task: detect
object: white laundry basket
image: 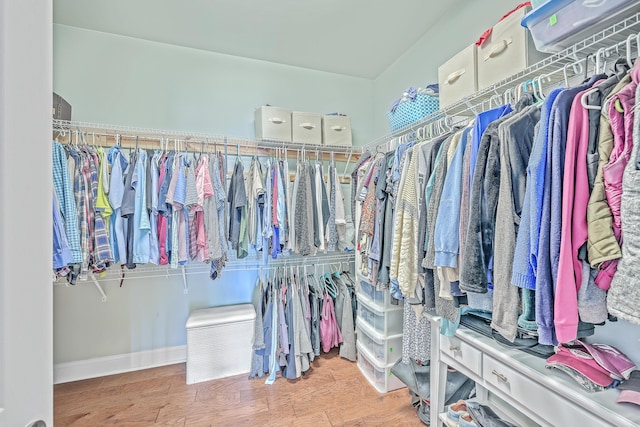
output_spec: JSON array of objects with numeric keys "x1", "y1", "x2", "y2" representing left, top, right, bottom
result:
[{"x1": 185, "y1": 304, "x2": 256, "y2": 384}]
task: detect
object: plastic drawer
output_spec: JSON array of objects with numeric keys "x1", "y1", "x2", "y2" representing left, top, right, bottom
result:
[
  {"x1": 522, "y1": 0, "x2": 640, "y2": 53},
  {"x1": 356, "y1": 321, "x2": 402, "y2": 365},
  {"x1": 357, "y1": 342, "x2": 406, "y2": 393},
  {"x1": 356, "y1": 297, "x2": 403, "y2": 336},
  {"x1": 356, "y1": 275, "x2": 402, "y2": 310}
]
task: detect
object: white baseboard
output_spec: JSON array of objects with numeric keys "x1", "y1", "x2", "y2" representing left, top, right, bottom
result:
[{"x1": 54, "y1": 345, "x2": 187, "y2": 384}]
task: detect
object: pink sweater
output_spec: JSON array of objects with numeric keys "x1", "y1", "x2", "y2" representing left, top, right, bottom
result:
[{"x1": 555, "y1": 87, "x2": 595, "y2": 343}]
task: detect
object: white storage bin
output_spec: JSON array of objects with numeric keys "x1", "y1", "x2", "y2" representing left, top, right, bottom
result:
[
  {"x1": 356, "y1": 321, "x2": 402, "y2": 365},
  {"x1": 292, "y1": 111, "x2": 322, "y2": 145},
  {"x1": 255, "y1": 106, "x2": 292, "y2": 142},
  {"x1": 477, "y1": 6, "x2": 547, "y2": 90},
  {"x1": 522, "y1": 0, "x2": 640, "y2": 53},
  {"x1": 322, "y1": 115, "x2": 352, "y2": 147},
  {"x1": 438, "y1": 44, "x2": 478, "y2": 108},
  {"x1": 185, "y1": 304, "x2": 256, "y2": 384},
  {"x1": 356, "y1": 274, "x2": 402, "y2": 311},
  {"x1": 357, "y1": 296, "x2": 403, "y2": 336},
  {"x1": 357, "y1": 342, "x2": 406, "y2": 393}
]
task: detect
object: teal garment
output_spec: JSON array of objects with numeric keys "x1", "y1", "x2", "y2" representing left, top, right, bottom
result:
[
  {"x1": 423, "y1": 142, "x2": 448, "y2": 252},
  {"x1": 132, "y1": 149, "x2": 151, "y2": 264}
]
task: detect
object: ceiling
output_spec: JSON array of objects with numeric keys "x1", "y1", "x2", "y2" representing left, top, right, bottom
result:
[{"x1": 53, "y1": 0, "x2": 463, "y2": 79}]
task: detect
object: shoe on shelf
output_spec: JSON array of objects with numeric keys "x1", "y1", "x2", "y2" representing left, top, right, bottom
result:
[
  {"x1": 459, "y1": 413, "x2": 477, "y2": 427},
  {"x1": 466, "y1": 401, "x2": 518, "y2": 427},
  {"x1": 446, "y1": 400, "x2": 468, "y2": 427}
]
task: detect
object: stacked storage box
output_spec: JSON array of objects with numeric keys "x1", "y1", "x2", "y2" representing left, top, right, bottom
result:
[{"x1": 355, "y1": 274, "x2": 405, "y2": 393}]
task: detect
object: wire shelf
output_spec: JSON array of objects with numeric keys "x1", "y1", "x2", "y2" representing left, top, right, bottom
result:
[{"x1": 364, "y1": 10, "x2": 640, "y2": 151}]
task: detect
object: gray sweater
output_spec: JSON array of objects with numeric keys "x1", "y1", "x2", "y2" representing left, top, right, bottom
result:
[{"x1": 607, "y1": 82, "x2": 640, "y2": 326}]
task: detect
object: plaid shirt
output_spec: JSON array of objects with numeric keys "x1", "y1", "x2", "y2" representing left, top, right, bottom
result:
[
  {"x1": 88, "y1": 151, "x2": 113, "y2": 269},
  {"x1": 71, "y1": 151, "x2": 90, "y2": 276},
  {"x1": 53, "y1": 142, "x2": 82, "y2": 263}
]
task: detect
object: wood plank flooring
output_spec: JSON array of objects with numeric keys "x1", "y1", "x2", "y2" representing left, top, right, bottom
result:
[{"x1": 54, "y1": 349, "x2": 423, "y2": 426}]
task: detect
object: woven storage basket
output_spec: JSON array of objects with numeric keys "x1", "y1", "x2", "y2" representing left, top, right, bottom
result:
[{"x1": 387, "y1": 89, "x2": 439, "y2": 132}]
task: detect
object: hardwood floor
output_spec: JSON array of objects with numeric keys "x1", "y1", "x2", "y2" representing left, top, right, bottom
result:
[{"x1": 54, "y1": 350, "x2": 423, "y2": 426}]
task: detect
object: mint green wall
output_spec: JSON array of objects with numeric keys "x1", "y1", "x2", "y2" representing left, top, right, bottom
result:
[
  {"x1": 53, "y1": 24, "x2": 375, "y2": 145},
  {"x1": 373, "y1": 0, "x2": 520, "y2": 136},
  {"x1": 53, "y1": 24, "x2": 372, "y2": 365}
]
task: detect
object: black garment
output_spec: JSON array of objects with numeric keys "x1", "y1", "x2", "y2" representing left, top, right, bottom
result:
[
  {"x1": 121, "y1": 149, "x2": 138, "y2": 269},
  {"x1": 460, "y1": 95, "x2": 534, "y2": 293},
  {"x1": 308, "y1": 165, "x2": 320, "y2": 247}
]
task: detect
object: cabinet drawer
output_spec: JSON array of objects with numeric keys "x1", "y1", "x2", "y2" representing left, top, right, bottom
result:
[
  {"x1": 477, "y1": 7, "x2": 546, "y2": 90},
  {"x1": 255, "y1": 106, "x2": 292, "y2": 142},
  {"x1": 440, "y1": 334, "x2": 482, "y2": 376},
  {"x1": 438, "y1": 44, "x2": 477, "y2": 108},
  {"x1": 292, "y1": 111, "x2": 322, "y2": 145},
  {"x1": 483, "y1": 355, "x2": 600, "y2": 426}
]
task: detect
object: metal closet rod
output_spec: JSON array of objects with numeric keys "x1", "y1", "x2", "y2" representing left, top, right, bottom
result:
[
  {"x1": 52, "y1": 119, "x2": 357, "y2": 157},
  {"x1": 362, "y1": 19, "x2": 640, "y2": 153}
]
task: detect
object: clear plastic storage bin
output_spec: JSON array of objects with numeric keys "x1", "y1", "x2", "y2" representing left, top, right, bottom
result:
[
  {"x1": 357, "y1": 342, "x2": 406, "y2": 393},
  {"x1": 522, "y1": 0, "x2": 640, "y2": 52},
  {"x1": 357, "y1": 297, "x2": 403, "y2": 336},
  {"x1": 356, "y1": 274, "x2": 402, "y2": 311},
  {"x1": 356, "y1": 321, "x2": 402, "y2": 365}
]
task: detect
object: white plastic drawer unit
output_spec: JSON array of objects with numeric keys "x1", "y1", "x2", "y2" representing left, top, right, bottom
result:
[
  {"x1": 185, "y1": 304, "x2": 256, "y2": 384},
  {"x1": 357, "y1": 275, "x2": 402, "y2": 311},
  {"x1": 356, "y1": 297, "x2": 403, "y2": 336},
  {"x1": 255, "y1": 106, "x2": 292, "y2": 142},
  {"x1": 440, "y1": 333, "x2": 483, "y2": 377},
  {"x1": 357, "y1": 342, "x2": 406, "y2": 393},
  {"x1": 356, "y1": 320, "x2": 402, "y2": 365},
  {"x1": 477, "y1": 6, "x2": 547, "y2": 90},
  {"x1": 438, "y1": 44, "x2": 478, "y2": 108},
  {"x1": 292, "y1": 111, "x2": 322, "y2": 145},
  {"x1": 322, "y1": 115, "x2": 352, "y2": 147}
]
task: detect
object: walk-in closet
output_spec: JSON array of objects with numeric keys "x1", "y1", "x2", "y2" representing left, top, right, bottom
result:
[{"x1": 4, "y1": 1, "x2": 640, "y2": 426}]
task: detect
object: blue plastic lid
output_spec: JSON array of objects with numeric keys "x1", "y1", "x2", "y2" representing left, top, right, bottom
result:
[{"x1": 521, "y1": 0, "x2": 574, "y2": 28}]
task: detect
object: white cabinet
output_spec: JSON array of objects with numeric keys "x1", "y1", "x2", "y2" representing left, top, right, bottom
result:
[{"x1": 428, "y1": 314, "x2": 640, "y2": 427}]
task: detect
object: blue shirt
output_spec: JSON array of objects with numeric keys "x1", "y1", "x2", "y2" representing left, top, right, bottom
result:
[
  {"x1": 53, "y1": 191, "x2": 74, "y2": 269},
  {"x1": 108, "y1": 148, "x2": 128, "y2": 264},
  {"x1": 469, "y1": 105, "x2": 512, "y2": 190},
  {"x1": 434, "y1": 127, "x2": 471, "y2": 267},
  {"x1": 132, "y1": 149, "x2": 151, "y2": 264},
  {"x1": 52, "y1": 141, "x2": 82, "y2": 263}
]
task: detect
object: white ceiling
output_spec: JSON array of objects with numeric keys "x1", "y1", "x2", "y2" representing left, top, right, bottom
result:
[{"x1": 53, "y1": 0, "x2": 463, "y2": 79}]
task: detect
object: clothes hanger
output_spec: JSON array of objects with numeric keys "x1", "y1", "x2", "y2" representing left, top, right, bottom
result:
[{"x1": 322, "y1": 272, "x2": 338, "y2": 298}]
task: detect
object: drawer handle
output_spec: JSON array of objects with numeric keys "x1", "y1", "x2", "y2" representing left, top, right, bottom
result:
[
  {"x1": 268, "y1": 117, "x2": 286, "y2": 124},
  {"x1": 449, "y1": 346, "x2": 461, "y2": 352},
  {"x1": 445, "y1": 69, "x2": 466, "y2": 85},
  {"x1": 299, "y1": 122, "x2": 316, "y2": 130},
  {"x1": 331, "y1": 125, "x2": 346, "y2": 132},
  {"x1": 491, "y1": 370, "x2": 508, "y2": 383},
  {"x1": 484, "y1": 38, "x2": 512, "y2": 61}
]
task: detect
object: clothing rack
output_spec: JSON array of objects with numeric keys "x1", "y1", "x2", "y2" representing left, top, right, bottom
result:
[
  {"x1": 363, "y1": 10, "x2": 640, "y2": 153},
  {"x1": 53, "y1": 119, "x2": 359, "y2": 165},
  {"x1": 54, "y1": 252, "x2": 355, "y2": 301}
]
